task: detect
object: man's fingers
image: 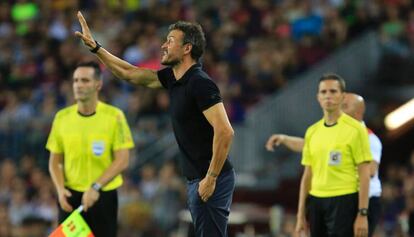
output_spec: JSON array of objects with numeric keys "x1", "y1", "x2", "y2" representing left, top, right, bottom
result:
[
  {"x1": 82, "y1": 200, "x2": 88, "y2": 212},
  {"x1": 63, "y1": 189, "x2": 72, "y2": 197},
  {"x1": 77, "y1": 11, "x2": 90, "y2": 32},
  {"x1": 199, "y1": 189, "x2": 210, "y2": 202},
  {"x1": 65, "y1": 203, "x2": 73, "y2": 212},
  {"x1": 74, "y1": 31, "x2": 95, "y2": 49},
  {"x1": 266, "y1": 138, "x2": 275, "y2": 151},
  {"x1": 265, "y1": 143, "x2": 273, "y2": 151},
  {"x1": 61, "y1": 199, "x2": 73, "y2": 212},
  {"x1": 74, "y1": 31, "x2": 83, "y2": 38},
  {"x1": 63, "y1": 205, "x2": 71, "y2": 212},
  {"x1": 82, "y1": 194, "x2": 89, "y2": 212},
  {"x1": 203, "y1": 192, "x2": 212, "y2": 201},
  {"x1": 355, "y1": 228, "x2": 367, "y2": 237},
  {"x1": 74, "y1": 31, "x2": 89, "y2": 42}
]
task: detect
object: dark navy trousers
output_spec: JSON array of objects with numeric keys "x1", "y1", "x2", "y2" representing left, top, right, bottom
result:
[{"x1": 186, "y1": 169, "x2": 236, "y2": 237}]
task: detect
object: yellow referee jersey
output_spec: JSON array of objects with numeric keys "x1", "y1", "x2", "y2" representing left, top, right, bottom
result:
[
  {"x1": 302, "y1": 113, "x2": 372, "y2": 197},
  {"x1": 46, "y1": 101, "x2": 134, "y2": 192}
]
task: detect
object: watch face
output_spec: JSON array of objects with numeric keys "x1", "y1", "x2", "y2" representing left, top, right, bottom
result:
[
  {"x1": 92, "y1": 183, "x2": 101, "y2": 191},
  {"x1": 359, "y1": 209, "x2": 368, "y2": 216}
]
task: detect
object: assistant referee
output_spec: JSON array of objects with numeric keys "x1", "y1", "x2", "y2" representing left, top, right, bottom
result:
[
  {"x1": 295, "y1": 74, "x2": 372, "y2": 237},
  {"x1": 46, "y1": 61, "x2": 134, "y2": 237}
]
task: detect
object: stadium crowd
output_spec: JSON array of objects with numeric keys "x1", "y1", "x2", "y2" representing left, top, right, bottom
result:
[{"x1": 0, "y1": 0, "x2": 414, "y2": 236}]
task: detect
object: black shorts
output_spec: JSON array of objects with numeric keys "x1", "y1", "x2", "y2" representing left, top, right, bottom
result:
[
  {"x1": 58, "y1": 188, "x2": 118, "y2": 237},
  {"x1": 307, "y1": 192, "x2": 358, "y2": 237}
]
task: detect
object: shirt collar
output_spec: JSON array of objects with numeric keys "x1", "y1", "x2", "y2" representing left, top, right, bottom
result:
[
  {"x1": 76, "y1": 101, "x2": 101, "y2": 117},
  {"x1": 174, "y1": 63, "x2": 202, "y2": 85}
]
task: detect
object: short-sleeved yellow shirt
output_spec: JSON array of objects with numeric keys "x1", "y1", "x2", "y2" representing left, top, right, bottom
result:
[
  {"x1": 302, "y1": 113, "x2": 372, "y2": 197},
  {"x1": 46, "y1": 102, "x2": 134, "y2": 192}
]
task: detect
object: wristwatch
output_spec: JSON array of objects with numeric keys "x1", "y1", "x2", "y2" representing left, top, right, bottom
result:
[
  {"x1": 358, "y1": 208, "x2": 368, "y2": 216},
  {"x1": 90, "y1": 40, "x2": 101, "y2": 53},
  {"x1": 91, "y1": 182, "x2": 102, "y2": 192}
]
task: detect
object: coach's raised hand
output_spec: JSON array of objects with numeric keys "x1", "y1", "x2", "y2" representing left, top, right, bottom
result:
[{"x1": 75, "y1": 11, "x2": 96, "y2": 50}]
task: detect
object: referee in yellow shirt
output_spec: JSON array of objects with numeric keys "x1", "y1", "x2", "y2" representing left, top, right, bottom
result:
[
  {"x1": 295, "y1": 74, "x2": 372, "y2": 237},
  {"x1": 46, "y1": 61, "x2": 134, "y2": 237}
]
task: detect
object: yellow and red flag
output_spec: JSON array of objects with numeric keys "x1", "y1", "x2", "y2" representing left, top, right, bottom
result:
[{"x1": 49, "y1": 206, "x2": 94, "y2": 237}]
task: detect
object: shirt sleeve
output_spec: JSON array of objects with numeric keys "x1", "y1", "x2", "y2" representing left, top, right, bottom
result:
[
  {"x1": 301, "y1": 128, "x2": 312, "y2": 166},
  {"x1": 190, "y1": 77, "x2": 222, "y2": 111},
  {"x1": 113, "y1": 111, "x2": 135, "y2": 150},
  {"x1": 46, "y1": 116, "x2": 63, "y2": 154},
  {"x1": 352, "y1": 126, "x2": 373, "y2": 164},
  {"x1": 369, "y1": 133, "x2": 382, "y2": 164},
  {"x1": 157, "y1": 67, "x2": 174, "y2": 89}
]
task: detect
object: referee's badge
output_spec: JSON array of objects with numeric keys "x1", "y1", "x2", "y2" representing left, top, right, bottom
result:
[
  {"x1": 92, "y1": 141, "x2": 105, "y2": 156},
  {"x1": 328, "y1": 151, "x2": 342, "y2": 165}
]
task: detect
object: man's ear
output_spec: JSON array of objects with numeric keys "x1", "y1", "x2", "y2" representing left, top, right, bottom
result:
[
  {"x1": 340, "y1": 92, "x2": 345, "y2": 102},
  {"x1": 184, "y1": 43, "x2": 192, "y2": 55},
  {"x1": 96, "y1": 80, "x2": 103, "y2": 91}
]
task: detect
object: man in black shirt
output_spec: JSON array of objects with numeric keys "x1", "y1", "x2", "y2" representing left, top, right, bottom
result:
[{"x1": 75, "y1": 12, "x2": 235, "y2": 237}]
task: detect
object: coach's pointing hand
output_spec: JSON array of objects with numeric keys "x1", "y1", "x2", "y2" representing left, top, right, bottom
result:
[{"x1": 75, "y1": 11, "x2": 97, "y2": 50}]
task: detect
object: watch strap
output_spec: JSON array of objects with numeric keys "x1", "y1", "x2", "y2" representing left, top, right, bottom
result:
[
  {"x1": 90, "y1": 40, "x2": 101, "y2": 53},
  {"x1": 358, "y1": 208, "x2": 368, "y2": 216},
  {"x1": 91, "y1": 182, "x2": 102, "y2": 192}
]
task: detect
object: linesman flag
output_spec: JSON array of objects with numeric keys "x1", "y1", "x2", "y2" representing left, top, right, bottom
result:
[{"x1": 49, "y1": 206, "x2": 94, "y2": 237}]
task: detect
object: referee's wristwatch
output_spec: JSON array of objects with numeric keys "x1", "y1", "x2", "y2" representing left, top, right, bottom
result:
[
  {"x1": 358, "y1": 208, "x2": 368, "y2": 216},
  {"x1": 91, "y1": 182, "x2": 102, "y2": 192}
]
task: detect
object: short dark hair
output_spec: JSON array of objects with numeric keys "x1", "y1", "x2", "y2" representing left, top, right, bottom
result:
[
  {"x1": 75, "y1": 61, "x2": 102, "y2": 80},
  {"x1": 168, "y1": 21, "x2": 206, "y2": 61},
  {"x1": 319, "y1": 73, "x2": 346, "y2": 92}
]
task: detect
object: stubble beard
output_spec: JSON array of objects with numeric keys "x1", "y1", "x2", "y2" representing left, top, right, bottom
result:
[
  {"x1": 162, "y1": 59, "x2": 181, "y2": 67},
  {"x1": 161, "y1": 54, "x2": 182, "y2": 67}
]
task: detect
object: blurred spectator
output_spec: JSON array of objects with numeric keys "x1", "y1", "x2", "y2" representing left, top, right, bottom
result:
[
  {"x1": 380, "y1": 6, "x2": 408, "y2": 56},
  {"x1": 11, "y1": 0, "x2": 39, "y2": 36},
  {"x1": 0, "y1": 202, "x2": 12, "y2": 237},
  {"x1": 0, "y1": 159, "x2": 17, "y2": 203},
  {"x1": 152, "y1": 161, "x2": 186, "y2": 235},
  {"x1": 322, "y1": 7, "x2": 348, "y2": 49},
  {"x1": 406, "y1": 9, "x2": 414, "y2": 50},
  {"x1": 8, "y1": 187, "x2": 32, "y2": 226},
  {"x1": 291, "y1": 2, "x2": 324, "y2": 42},
  {"x1": 381, "y1": 181, "x2": 406, "y2": 236},
  {"x1": 17, "y1": 216, "x2": 50, "y2": 237},
  {"x1": 139, "y1": 164, "x2": 159, "y2": 201},
  {"x1": 405, "y1": 151, "x2": 414, "y2": 237}
]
